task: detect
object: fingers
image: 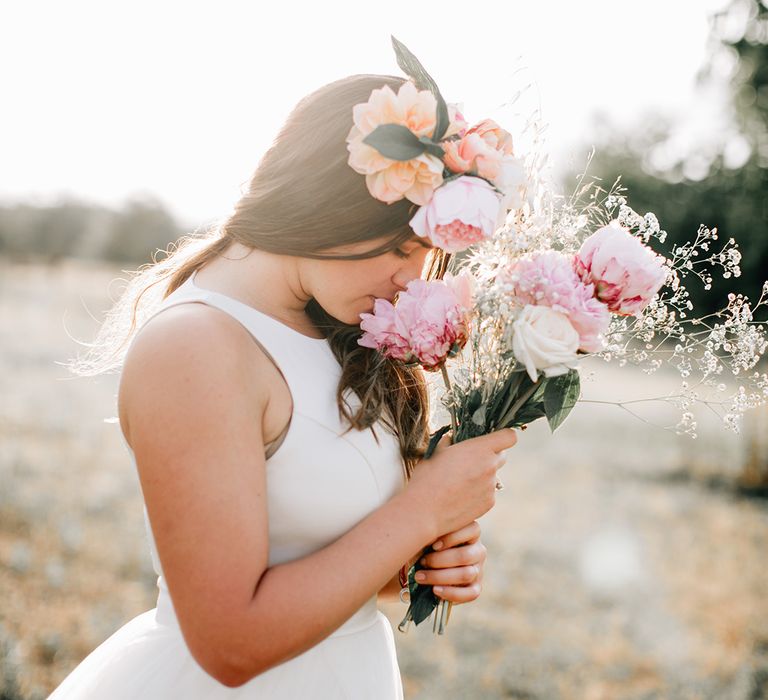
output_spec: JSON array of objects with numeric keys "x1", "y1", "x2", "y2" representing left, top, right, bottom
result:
[
  {"x1": 431, "y1": 521, "x2": 481, "y2": 552},
  {"x1": 414, "y1": 564, "x2": 480, "y2": 587},
  {"x1": 432, "y1": 582, "x2": 482, "y2": 605},
  {"x1": 488, "y1": 427, "x2": 517, "y2": 452},
  {"x1": 420, "y1": 542, "x2": 487, "y2": 570}
]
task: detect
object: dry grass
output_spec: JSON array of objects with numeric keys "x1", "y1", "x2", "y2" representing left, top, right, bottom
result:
[{"x1": 1, "y1": 258, "x2": 766, "y2": 699}]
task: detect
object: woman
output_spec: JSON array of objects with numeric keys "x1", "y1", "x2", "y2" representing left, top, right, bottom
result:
[{"x1": 52, "y1": 73, "x2": 516, "y2": 698}]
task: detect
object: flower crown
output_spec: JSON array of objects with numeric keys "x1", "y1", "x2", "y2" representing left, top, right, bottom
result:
[{"x1": 346, "y1": 36, "x2": 525, "y2": 254}]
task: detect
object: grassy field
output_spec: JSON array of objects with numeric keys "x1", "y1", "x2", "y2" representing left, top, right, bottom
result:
[{"x1": 1, "y1": 258, "x2": 767, "y2": 699}]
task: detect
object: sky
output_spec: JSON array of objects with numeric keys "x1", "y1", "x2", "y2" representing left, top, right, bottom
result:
[{"x1": 3, "y1": 0, "x2": 732, "y2": 227}]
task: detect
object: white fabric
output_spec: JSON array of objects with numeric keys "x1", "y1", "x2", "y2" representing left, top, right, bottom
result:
[{"x1": 50, "y1": 272, "x2": 406, "y2": 698}]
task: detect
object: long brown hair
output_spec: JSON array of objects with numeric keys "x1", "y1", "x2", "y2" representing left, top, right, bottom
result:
[{"x1": 71, "y1": 74, "x2": 449, "y2": 475}]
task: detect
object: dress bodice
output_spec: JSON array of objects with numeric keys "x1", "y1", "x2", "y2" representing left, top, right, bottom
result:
[{"x1": 121, "y1": 271, "x2": 406, "y2": 636}]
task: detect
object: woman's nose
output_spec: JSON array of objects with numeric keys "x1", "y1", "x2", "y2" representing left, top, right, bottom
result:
[{"x1": 392, "y1": 258, "x2": 425, "y2": 290}]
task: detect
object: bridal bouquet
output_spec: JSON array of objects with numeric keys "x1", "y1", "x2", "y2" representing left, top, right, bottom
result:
[
  {"x1": 361, "y1": 193, "x2": 768, "y2": 634},
  {"x1": 352, "y1": 37, "x2": 768, "y2": 635}
]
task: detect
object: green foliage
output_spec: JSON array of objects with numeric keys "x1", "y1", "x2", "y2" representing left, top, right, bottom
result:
[
  {"x1": 406, "y1": 556, "x2": 440, "y2": 627},
  {"x1": 391, "y1": 35, "x2": 450, "y2": 141},
  {"x1": 363, "y1": 124, "x2": 445, "y2": 161},
  {"x1": 543, "y1": 371, "x2": 580, "y2": 432}
]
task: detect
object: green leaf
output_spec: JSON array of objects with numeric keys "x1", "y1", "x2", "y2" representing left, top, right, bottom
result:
[
  {"x1": 424, "y1": 424, "x2": 451, "y2": 459},
  {"x1": 363, "y1": 124, "x2": 426, "y2": 161},
  {"x1": 460, "y1": 388, "x2": 483, "y2": 419},
  {"x1": 507, "y1": 400, "x2": 546, "y2": 427},
  {"x1": 406, "y1": 557, "x2": 439, "y2": 626},
  {"x1": 543, "y1": 370, "x2": 581, "y2": 432},
  {"x1": 418, "y1": 136, "x2": 445, "y2": 159},
  {"x1": 489, "y1": 372, "x2": 525, "y2": 427},
  {"x1": 391, "y1": 35, "x2": 450, "y2": 141},
  {"x1": 493, "y1": 373, "x2": 543, "y2": 428},
  {"x1": 471, "y1": 403, "x2": 487, "y2": 427}
]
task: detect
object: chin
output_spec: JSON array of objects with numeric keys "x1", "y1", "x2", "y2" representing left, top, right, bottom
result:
[{"x1": 326, "y1": 307, "x2": 366, "y2": 326}]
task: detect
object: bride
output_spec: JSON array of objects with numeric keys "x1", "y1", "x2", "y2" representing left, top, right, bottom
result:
[{"x1": 51, "y1": 72, "x2": 516, "y2": 698}]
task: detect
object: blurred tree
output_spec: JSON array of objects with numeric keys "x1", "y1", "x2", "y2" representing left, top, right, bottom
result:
[
  {"x1": 0, "y1": 201, "x2": 98, "y2": 263},
  {"x1": 0, "y1": 196, "x2": 183, "y2": 265},
  {"x1": 99, "y1": 196, "x2": 182, "y2": 264},
  {"x1": 565, "y1": 0, "x2": 768, "y2": 315}
]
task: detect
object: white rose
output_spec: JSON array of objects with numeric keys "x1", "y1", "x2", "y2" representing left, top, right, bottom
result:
[{"x1": 512, "y1": 305, "x2": 580, "y2": 382}]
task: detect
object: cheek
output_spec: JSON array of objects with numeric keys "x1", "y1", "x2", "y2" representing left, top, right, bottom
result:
[{"x1": 348, "y1": 260, "x2": 396, "y2": 289}]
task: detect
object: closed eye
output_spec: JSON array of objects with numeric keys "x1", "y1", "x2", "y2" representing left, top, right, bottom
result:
[{"x1": 393, "y1": 248, "x2": 411, "y2": 260}]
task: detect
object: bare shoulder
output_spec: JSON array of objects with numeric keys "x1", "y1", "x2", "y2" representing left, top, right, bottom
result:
[
  {"x1": 121, "y1": 302, "x2": 264, "y2": 387},
  {"x1": 118, "y1": 302, "x2": 272, "y2": 446}
]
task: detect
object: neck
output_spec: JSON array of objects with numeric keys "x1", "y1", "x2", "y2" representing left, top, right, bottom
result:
[{"x1": 194, "y1": 242, "x2": 318, "y2": 335}]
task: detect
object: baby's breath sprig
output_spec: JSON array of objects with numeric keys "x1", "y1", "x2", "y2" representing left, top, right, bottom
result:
[{"x1": 450, "y1": 162, "x2": 768, "y2": 438}]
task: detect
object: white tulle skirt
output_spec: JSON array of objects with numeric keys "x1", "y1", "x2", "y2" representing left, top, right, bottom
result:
[{"x1": 49, "y1": 599, "x2": 403, "y2": 699}]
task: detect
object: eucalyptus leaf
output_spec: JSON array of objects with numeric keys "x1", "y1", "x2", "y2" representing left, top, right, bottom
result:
[
  {"x1": 418, "y1": 136, "x2": 445, "y2": 159},
  {"x1": 363, "y1": 124, "x2": 426, "y2": 161},
  {"x1": 543, "y1": 370, "x2": 581, "y2": 432},
  {"x1": 390, "y1": 35, "x2": 450, "y2": 141}
]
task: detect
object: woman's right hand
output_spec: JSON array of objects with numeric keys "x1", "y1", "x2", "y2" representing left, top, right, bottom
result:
[{"x1": 406, "y1": 429, "x2": 517, "y2": 538}]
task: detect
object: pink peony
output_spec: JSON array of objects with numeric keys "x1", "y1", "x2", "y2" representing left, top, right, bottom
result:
[
  {"x1": 443, "y1": 119, "x2": 515, "y2": 180},
  {"x1": 443, "y1": 119, "x2": 526, "y2": 210},
  {"x1": 443, "y1": 270, "x2": 475, "y2": 312},
  {"x1": 468, "y1": 119, "x2": 515, "y2": 156},
  {"x1": 346, "y1": 81, "x2": 444, "y2": 205},
  {"x1": 495, "y1": 154, "x2": 527, "y2": 210},
  {"x1": 445, "y1": 103, "x2": 468, "y2": 138},
  {"x1": 409, "y1": 176, "x2": 503, "y2": 253},
  {"x1": 358, "y1": 276, "x2": 473, "y2": 371},
  {"x1": 443, "y1": 132, "x2": 504, "y2": 181},
  {"x1": 575, "y1": 222, "x2": 668, "y2": 316},
  {"x1": 500, "y1": 251, "x2": 610, "y2": 353}
]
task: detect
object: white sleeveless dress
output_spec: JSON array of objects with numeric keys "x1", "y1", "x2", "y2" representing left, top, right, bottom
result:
[{"x1": 49, "y1": 271, "x2": 407, "y2": 699}]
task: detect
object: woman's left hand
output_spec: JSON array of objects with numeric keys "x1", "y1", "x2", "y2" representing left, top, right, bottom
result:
[{"x1": 413, "y1": 520, "x2": 486, "y2": 605}]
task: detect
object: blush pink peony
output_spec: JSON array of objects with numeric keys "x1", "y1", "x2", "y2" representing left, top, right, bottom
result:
[
  {"x1": 442, "y1": 119, "x2": 526, "y2": 210},
  {"x1": 443, "y1": 119, "x2": 515, "y2": 180},
  {"x1": 575, "y1": 222, "x2": 668, "y2": 316},
  {"x1": 346, "y1": 81, "x2": 444, "y2": 205},
  {"x1": 358, "y1": 277, "x2": 472, "y2": 371},
  {"x1": 409, "y1": 176, "x2": 503, "y2": 253},
  {"x1": 445, "y1": 103, "x2": 468, "y2": 138},
  {"x1": 443, "y1": 132, "x2": 504, "y2": 181},
  {"x1": 500, "y1": 251, "x2": 610, "y2": 353}
]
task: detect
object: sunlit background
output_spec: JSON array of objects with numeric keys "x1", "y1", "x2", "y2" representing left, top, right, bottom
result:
[
  {"x1": 1, "y1": 0, "x2": 737, "y2": 225},
  {"x1": 2, "y1": 1, "x2": 767, "y2": 698}
]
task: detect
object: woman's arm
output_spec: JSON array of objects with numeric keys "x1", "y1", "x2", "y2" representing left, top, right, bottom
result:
[
  {"x1": 377, "y1": 571, "x2": 403, "y2": 602},
  {"x1": 120, "y1": 305, "x2": 513, "y2": 688}
]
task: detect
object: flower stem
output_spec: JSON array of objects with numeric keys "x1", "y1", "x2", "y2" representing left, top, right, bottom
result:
[
  {"x1": 498, "y1": 379, "x2": 541, "y2": 427},
  {"x1": 437, "y1": 362, "x2": 458, "y2": 634},
  {"x1": 440, "y1": 363, "x2": 459, "y2": 440}
]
